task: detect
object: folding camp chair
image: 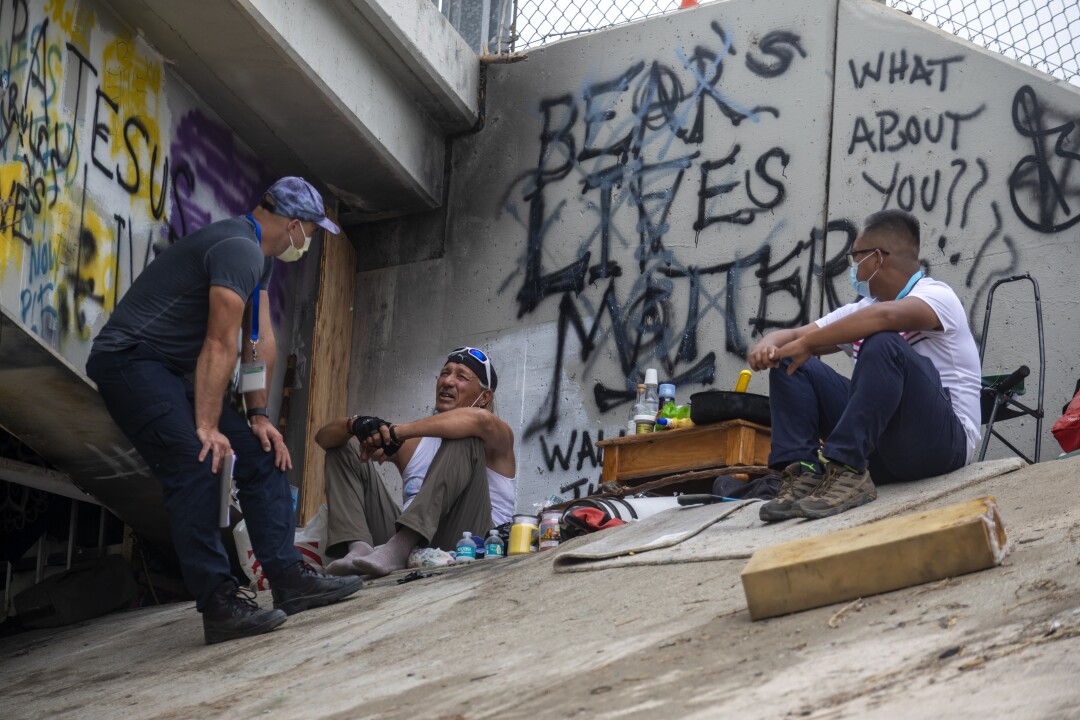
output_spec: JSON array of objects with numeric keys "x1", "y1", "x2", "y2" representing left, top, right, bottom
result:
[{"x1": 977, "y1": 273, "x2": 1045, "y2": 464}]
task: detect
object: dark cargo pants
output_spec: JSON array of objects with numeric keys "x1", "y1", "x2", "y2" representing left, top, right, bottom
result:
[{"x1": 87, "y1": 343, "x2": 301, "y2": 610}]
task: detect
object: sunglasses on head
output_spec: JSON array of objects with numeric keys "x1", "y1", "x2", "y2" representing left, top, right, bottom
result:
[{"x1": 450, "y1": 346, "x2": 492, "y2": 387}]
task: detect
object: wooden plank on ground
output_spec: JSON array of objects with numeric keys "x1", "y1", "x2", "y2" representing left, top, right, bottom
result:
[
  {"x1": 299, "y1": 209, "x2": 355, "y2": 524},
  {"x1": 741, "y1": 496, "x2": 1009, "y2": 621}
]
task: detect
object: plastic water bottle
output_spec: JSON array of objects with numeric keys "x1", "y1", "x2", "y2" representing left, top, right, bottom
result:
[
  {"x1": 456, "y1": 532, "x2": 477, "y2": 563},
  {"x1": 627, "y1": 383, "x2": 645, "y2": 434},
  {"x1": 485, "y1": 529, "x2": 505, "y2": 559},
  {"x1": 658, "y1": 383, "x2": 676, "y2": 411},
  {"x1": 643, "y1": 369, "x2": 660, "y2": 418},
  {"x1": 655, "y1": 383, "x2": 678, "y2": 430}
]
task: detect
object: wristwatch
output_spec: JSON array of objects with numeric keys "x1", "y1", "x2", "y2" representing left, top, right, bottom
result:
[{"x1": 246, "y1": 407, "x2": 268, "y2": 419}]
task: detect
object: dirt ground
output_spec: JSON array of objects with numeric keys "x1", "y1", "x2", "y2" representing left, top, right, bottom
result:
[{"x1": 2, "y1": 457, "x2": 1079, "y2": 720}]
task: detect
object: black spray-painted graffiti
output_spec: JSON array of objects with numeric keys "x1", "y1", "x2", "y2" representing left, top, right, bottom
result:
[
  {"x1": 541, "y1": 428, "x2": 609, "y2": 500},
  {"x1": 848, "y1": 50, "x2": 964, "y2": 93},
  {"x1": 502, "y1": 23, "x2": 854, "y2": 438},
  {"x1": 0, "y1": 8, "x2": 171, "y2": 339},
  {"x1": 848, "y1": 53, "x2": 1080, "y2": 337},
  {"x1": 1008, "y1": 84, "x2": 1080, "y2": 234}
]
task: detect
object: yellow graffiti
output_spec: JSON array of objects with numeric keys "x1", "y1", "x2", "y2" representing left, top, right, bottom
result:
[
  {"x1": 44, "y1": 0, "x2": 95, "y2": 48},
  {"x1": 52, "y1": 195, "x2": 115, "y2": 343},
  {"x1": 0, "y1": 162, "x2": 29, "y2": 269},
  {"x1": 102, "y1": 32, "x2": 165, "y2": 212}
]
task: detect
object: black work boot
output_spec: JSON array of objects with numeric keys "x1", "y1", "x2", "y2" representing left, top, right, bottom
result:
[
  {"x1": 270, "y1": 561, "x2": 364, "y2": 615},
  {"x1": 202, "y1": 581, "x2": 287, "y2": 645}
]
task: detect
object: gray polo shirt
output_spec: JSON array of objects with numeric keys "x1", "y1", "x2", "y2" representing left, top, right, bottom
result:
[{"x1": 90, "y1": 217, "x2": 273, "y2": 374}]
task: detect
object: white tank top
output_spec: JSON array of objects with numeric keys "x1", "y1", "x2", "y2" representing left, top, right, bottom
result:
[{"x1": 400, "y1": 437, "x2": 516, "y2": 525}]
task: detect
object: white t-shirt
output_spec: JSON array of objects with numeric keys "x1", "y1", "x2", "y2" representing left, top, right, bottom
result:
[
  {"x1": 814, "y1": 277, "x2": 982, "y2": 461},
  {"x1": 400, "y1": 437, "x2": 516, "y2": 526}
]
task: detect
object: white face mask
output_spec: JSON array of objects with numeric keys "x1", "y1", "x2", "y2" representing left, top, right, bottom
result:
[{"x1": 277, "y1": 221, "x2": 312, "y2": 262}]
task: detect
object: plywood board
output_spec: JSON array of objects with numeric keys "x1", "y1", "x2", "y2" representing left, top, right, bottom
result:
[
  {"x1": 741, "y1": 496, "x2": 1008, "y2": 620},
  {"x1": 300, "y1": 209, "x2": 356, "y2": 524}
]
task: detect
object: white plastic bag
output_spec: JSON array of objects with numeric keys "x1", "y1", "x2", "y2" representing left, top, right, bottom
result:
[{"x1": 233, "y1": 503, "x2": 329, "y2": 590}]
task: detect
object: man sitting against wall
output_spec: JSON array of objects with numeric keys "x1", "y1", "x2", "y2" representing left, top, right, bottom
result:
[
  {"x1": 747, "y1": 209, "x2": 982, "y2": 521},
  {"x1": 314, "y1": 347, "x2": 516, "y2": 577}
]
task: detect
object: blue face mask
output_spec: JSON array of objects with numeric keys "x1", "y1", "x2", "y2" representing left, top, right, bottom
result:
[{"x1": 849, "y1": 252, "x2": 880, "y2": 299}]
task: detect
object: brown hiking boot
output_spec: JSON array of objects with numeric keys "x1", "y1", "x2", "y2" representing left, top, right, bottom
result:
[
  {"x1": 759, "y1": 462, "x2": 825, "y2": 522},
  {"x1": 793, "y1": 462, "x2": 877, "y2": 520}
]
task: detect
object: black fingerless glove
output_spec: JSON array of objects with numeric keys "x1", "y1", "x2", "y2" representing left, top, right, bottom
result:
[
  {"x1": 350, "y1": 416, "x2": 403, "y2": 457},
  {"x1": 351, "y1": 415, "x2": 387, "y2": 441}
]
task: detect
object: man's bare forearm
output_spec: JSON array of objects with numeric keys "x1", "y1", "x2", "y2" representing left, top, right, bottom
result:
[
  {"x1": 394, "y1": 408, "x2": 510, "y2": 451},
  {"x1": 315, "y1": 416, "x2": 354, "y2": 449},
  {"x1": 758, "y1": 328, "x2": 801, "y2": 349},
  {"x1": 241, "y1": 332, "x2": 275, "y2": 412},
  {"x1": 194, "y1": 339, "x2": 236, "y2": 430}
]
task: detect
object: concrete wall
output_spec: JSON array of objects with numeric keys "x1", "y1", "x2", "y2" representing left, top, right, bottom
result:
[
  {"x1": 0, "y1": 0, "x2": 320, "y2": 412},
  {"x1": 349, "y1": 0, "x2": 1080, "y2": 511},
  {"x1": 829, "y1": 0, "x2": 1078, "y2": 433}
]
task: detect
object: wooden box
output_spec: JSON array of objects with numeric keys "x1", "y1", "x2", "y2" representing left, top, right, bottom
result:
[
  {"x1": 740, "y1": 496, "x2": 1009, "y2": 620},
  {"x1": 595, "y1": 420, "x2": 771, "y2": 485}
]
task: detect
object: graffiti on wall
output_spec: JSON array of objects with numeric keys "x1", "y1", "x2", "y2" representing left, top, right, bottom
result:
[
  {"x1": 500, "y1": 21, "x2": 844, "y2": 442},
  {"x1": 0, "y1": 0, "x2": 272, "y2": 361},
  {"x1": 844, "y1": 44, "x2": 1080, "y2": 336},
  {"x1": 489, "y1": 5, "x2": 1080, "y2": 503}
]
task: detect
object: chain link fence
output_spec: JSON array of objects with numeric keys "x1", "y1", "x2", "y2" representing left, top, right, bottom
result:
[
  {"x1": 890, "y1": 1, "x2": 1078, "y2": 84},
  {"x1": 510, "y1": 0, "x2": 1080, "y2": 86}
]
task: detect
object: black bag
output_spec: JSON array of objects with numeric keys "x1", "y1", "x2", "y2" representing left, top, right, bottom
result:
[{"x1": 711, "y1": 473, "x2": 781, "y2": 501}]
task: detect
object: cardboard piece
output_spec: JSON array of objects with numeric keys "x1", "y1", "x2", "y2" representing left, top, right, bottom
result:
[{"x1": 740, "y1": 496, "x2": 1009, "y2": 621}]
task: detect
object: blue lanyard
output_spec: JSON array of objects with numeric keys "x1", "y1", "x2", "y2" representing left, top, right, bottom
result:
[
  {"x1": 895, "y1": 269, "x2": 925, "y2": 300},
  {"x1": 244, "y1": 214, "x2": 261, "y2": 355}
]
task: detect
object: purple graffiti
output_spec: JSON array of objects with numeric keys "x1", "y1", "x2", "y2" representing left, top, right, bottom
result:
[
  {"x1": 166, "y1": 109, "x2": 302, "y2": 322},
  {"x1": 168, "y1": 108, "x2": 273, "y2": 230}
]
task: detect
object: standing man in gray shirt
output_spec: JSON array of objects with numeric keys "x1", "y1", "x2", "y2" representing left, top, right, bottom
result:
[{"x1": 87, "y1": 177, "x2": 362, "y2": 644}]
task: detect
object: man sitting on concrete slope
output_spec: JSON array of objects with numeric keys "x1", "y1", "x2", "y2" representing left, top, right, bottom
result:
[
  {"x1": 314, "y1": 347, "x2": 516, "y2": 577},
  {"x1": 747, "y1": 209, "x2": 982, "y2": 522}
]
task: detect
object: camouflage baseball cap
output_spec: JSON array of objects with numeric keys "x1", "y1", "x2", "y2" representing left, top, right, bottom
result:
[{"x1": 264, "y1": 177, "x2": 341, "y2": 235}]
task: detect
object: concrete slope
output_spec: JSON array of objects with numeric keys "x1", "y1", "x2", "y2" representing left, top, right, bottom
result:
[{"x1": 2, "y1": 456, "x2": 1078, "y2": 719}]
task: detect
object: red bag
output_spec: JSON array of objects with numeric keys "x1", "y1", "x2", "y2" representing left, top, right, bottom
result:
[{"x1": 1052, "y1": 388, "x2": 1080, "y2": 453}]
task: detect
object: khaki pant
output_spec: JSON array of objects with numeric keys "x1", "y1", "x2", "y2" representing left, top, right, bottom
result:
[{"x1": 324, "y1": 437, "x2": 493, "y2": 555}]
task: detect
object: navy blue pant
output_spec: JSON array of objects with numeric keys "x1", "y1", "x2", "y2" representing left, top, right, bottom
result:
[
  {"x1": 767, "y1": 332, "x2": 968, "y2": 484},
  {"x1": 87, "y1": 344, "x2": 301, "y2": 610}
]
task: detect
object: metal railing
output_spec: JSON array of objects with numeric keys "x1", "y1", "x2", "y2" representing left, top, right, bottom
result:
[{"x1": 510, "y1": 0, "x2": 1080, "y2": 86}]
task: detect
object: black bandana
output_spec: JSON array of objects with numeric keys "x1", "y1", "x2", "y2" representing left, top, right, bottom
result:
[{"x1": 446, "y1": 348, "x2": 497, "y2": 391}]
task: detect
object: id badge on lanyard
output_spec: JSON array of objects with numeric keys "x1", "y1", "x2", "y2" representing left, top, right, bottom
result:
[
  {"x1": 240, "y1": 213, "x2": 267, "y2": 393},
  {"x1": 239, "y1": 360, "x2": 267, "y2": 392}
]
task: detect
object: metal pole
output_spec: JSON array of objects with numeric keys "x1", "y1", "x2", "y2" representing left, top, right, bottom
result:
[
  {"x1": 4, "y1": 561, "x2": 12, "y2": 616},
  {"x1": 98, "y1": 506, "x2": 107, "y2": 556},
  {"x1": 67, "y1": 501, "x2": 79, "y2": 569},
  {"x1": 35, "y1": 535, "x2": 46, "y2": 583},
  {"x1": 480, "y1": 0, "x2": 491, "y2": 55}
]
